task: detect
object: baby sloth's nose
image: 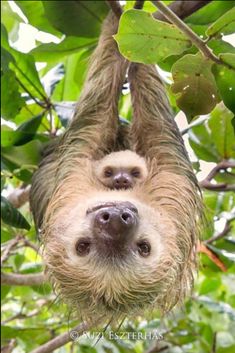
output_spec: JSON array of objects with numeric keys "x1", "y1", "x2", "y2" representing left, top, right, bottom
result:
[
  {"x1": 113, "y1": 172, "x2": 133, "y2": 189},
  {"x1": 93, "y1": 202, "x2": 138, "y2": 241}
]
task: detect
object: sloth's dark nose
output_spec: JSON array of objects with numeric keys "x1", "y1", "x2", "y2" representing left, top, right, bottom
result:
[
  {"x1": 93, "y1": 202, "x2": 138, "y2": 240},
  {"x1": 113, "y1": 173, "x2": 133, "y2": 189}
]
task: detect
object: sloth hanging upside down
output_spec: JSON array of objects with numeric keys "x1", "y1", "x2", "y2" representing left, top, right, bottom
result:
[{"x1": 30, "y1": 12, "x2": 202, "y2": 323}]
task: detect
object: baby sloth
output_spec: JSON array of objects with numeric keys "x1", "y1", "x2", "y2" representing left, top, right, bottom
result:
[{"x1": 94, "y1": 150, "x2": 148, "y2": 190}]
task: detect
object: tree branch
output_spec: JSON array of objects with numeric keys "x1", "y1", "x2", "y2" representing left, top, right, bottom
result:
[
  {"x1": 1, "y1": 236, "x2": 21, "y2": 264},
  {"x1": 199, "y1": 160, "x2": 235, "y2": 192},
  {"x1": 153, "y1": 0, "x2": 212, "y2": 21},
  {"x1": 1, "y1": 272, "x2": 45, "y2": 286},
  {"x1": 205, "y1": 218, "x2": 234, "y2": 244},
  {"x1": 151, "y1": 1, "x2": 234, "y2": 70},
  {"x1": 29, "y1": 321, "x2": 99, "y2": 353}
]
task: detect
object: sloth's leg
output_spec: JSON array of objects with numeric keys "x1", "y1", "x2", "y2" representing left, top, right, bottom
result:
[
  {"x1": 128, "y1": 63, "x2": 193, "y2": 176},
  {"x1": 128, "y1": 63, "x2": 202, "y2": 262}
]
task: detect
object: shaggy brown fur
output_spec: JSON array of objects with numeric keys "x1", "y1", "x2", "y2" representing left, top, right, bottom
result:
[{"x1": 30, "y1": 12, "x2": 202, "y2": 323}]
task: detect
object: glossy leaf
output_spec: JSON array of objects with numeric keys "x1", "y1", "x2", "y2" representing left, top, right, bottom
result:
[
  {"x1": 114, "y1": 10, "x2": 191, "y2": 64},
  {"x1": 43, "y1": 0, "x2": 108, "y2": 38},
  {"x1": 1, "y1": 68, "x2": 25, "y2": 120},
  {"x1": 186, "y1": 1, "x2": 235, "y2": 25},
  {"x1": 171, "y1": 53, "x2": 219, "y2": 119},
  {"x1": 207, "y1": 7, "x2": 235, "y2": 37},
  {"x1": 1, "y1": 196, "x2": 30, "y2": 230},
  {"x1": 1, "y1": 140, "x2": 42, "y2": 175},
  {"x1": 1, "y1": 24, "x2": 47, "y2": 101},
  {"x1": 15, "y1": 0, "x2": 61, "y2": 36},
  {"x1": 31, "y1": 36, "x2": 97, "y2": 63},
  {"x1": 219, "y1": 53, "x2": 235, "y2": 69},
  {"x1": 1, "y1": 2, "x2": 21, "y2": 40},
  {"x1": 209, "y1": 107, "x2": 235, "y2": 159},
  {"x1": 213, "y1": 63, "x2": 235, "y2": 114},
  {"x1": 189, "y1": 124, "x2": 219, "y2": 162},
  {"x1": 1, "y1": 113, "x2": 44, "y2": 147}
]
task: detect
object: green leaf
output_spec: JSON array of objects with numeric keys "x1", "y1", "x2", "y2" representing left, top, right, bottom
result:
[
  {"x1": 1, "y1": 38, "x2": 25, "y2": 120},
  {"x1": 2, "y1": 140, "x2": 41, "y2": 167},
  {"x1": 1, "y1": 196, "x2": 30, "y2": 230},
  {"x1": 1, "y1": 1, "x2": 22, "y2": 33},
  {"x1": 52, "y1": 52, "x2": 87, "y2": 101},
  {"x1": 1, "y1": 46, "x2": 15, "y2": 71},
  {"x1": 114, "y1": 9, "x2": 191, "y2": 64},
  {"x1": 15, "y1": 0, "x2": 61, "y2": 36},
  {"x1": 208, "y1": 39, "x2": 235, "y2": 57},
  {"x1": 171, "y1": 53, "x2": 219, "y2": 119},
  {"x1": 186, "y1": 1, "x2": 235, "y2": 25},
  {"x1": 208, "y1": 104, "x2": 235, "y2": 159},
  {"x1": 43, "y1": 0, "x2": 108, "y2": 38},
  {"x1": 1, "y1": 113, "x2": 44, "y2": 147},
  {"x1": 1, "y1": 68, "x2": 25, "y2": 120},
  {"x1": 219, "y1": 53, "x2": 235, "y2": 69},
  {"x1": 207, "y1": 8, "x2": 235, "y2": 37},
  {"x1": 199, "y1": 277, "x2": 221, "y2": 295},
  {"x1": 1, "y1": 285, "x2": 11, "y2": 300},
  {"x1": 189, "y1": 124, "x2": 219, "y2": 162},
  {"x1": 31, "y1": 36, "x2": 97, "y2": 63},
  {"x1": 1, "y1": 24, "x2": 47, "y2": 100},
  {"x1": 9, "y1": 49, "x2": 47, "y2": 100},
  {"x1": 213, "y1": 63, "x2": 235, "y2": 114}
]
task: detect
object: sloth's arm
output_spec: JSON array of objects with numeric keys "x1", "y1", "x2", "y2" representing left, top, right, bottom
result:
[
  {"x1": 128, "y1": 63, "x2": 194, "y2": 178},
  {"x1": 62, "y1": 13, "x2": 128, "y2": 158}
]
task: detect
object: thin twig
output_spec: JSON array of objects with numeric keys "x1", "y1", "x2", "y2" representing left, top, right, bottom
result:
[
  {"x1": 23, "y1": 239, "x2": 40, "y2": 253},
  {"x1": 13, "y1": 62, "x2": 48, "y2": 101},
  {"x1": 202, "y1": 161, "x2": 235, "y2": 181},
  {"x1": 211, "y1": 332, "x2": 217, "y2": 353},
  {"x1": 200, "y1": 160, "x2": 235, "y2": 192},
  {"x1": 151, "y1": 1, "x2": 233, "y2": 70},
  {"x1": 16, "y1": 77, "x2": 46, "y2": 108},
  {"x1": 1, "y1": 236, "x2": 21, "y2": 264},
  {"x1": 1, "y1": 339, "x2": 16, "y2": 353},
  {"x1": 205, "y1": 218, "x2": 234, "y2": 244}
]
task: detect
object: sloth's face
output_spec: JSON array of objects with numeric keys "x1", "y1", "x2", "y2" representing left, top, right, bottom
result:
[{"x1": 44, "y1": 191, "x2": 181, "y2": 319}]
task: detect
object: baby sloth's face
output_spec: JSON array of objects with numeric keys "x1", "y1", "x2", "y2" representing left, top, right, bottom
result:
[
  {"x1": 45, "y1": 191, "x2": 180, "y2": 321},
  {"x1": 94, "y1": 150, "x2": 148, "y2": 190}
]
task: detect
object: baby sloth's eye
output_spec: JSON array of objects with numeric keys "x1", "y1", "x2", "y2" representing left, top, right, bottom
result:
[
  {"x1": 75, "y1": 238, "x2": 91, "y2": 256},
  {"x1": 131, "y1": 168, "x2": 140, "y2": 178},
  {"x1": 104, "y1": 168, "x2": 113, "y2": 178},
  {"x1": 137, "y1": 240, "x2": 151, "y2": 257}
]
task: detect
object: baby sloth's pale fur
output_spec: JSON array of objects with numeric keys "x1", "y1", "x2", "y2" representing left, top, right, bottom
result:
[
  {"x1": 94, "y1": 150, "x2": 148, "y2": 188},
  {"x1": 30, "y1": 13, "x2": 202, "y2": 324}
]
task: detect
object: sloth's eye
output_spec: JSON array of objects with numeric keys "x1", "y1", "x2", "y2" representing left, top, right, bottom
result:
[
  {"x1": 104, "y1": 168, "x2": 113, "y2": 177},
  {"x1": 75, "y1": 239, "x2": 91, "y2": 256},
  {"x1": 131, "y1": 168, "x2": 140, "y2": 178},
  {"x1": 137, "y1": 240, "x2": 151, "y2": 257}
]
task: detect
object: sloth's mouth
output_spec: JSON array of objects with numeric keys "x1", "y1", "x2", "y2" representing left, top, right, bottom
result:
[{"x1": 86, "y1": 201, "x2": 138, "y2": 215}]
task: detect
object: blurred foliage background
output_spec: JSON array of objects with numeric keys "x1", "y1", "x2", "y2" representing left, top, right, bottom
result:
[{"x1": 1, "y1": 1, "x2": 235, "y2": 353}]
